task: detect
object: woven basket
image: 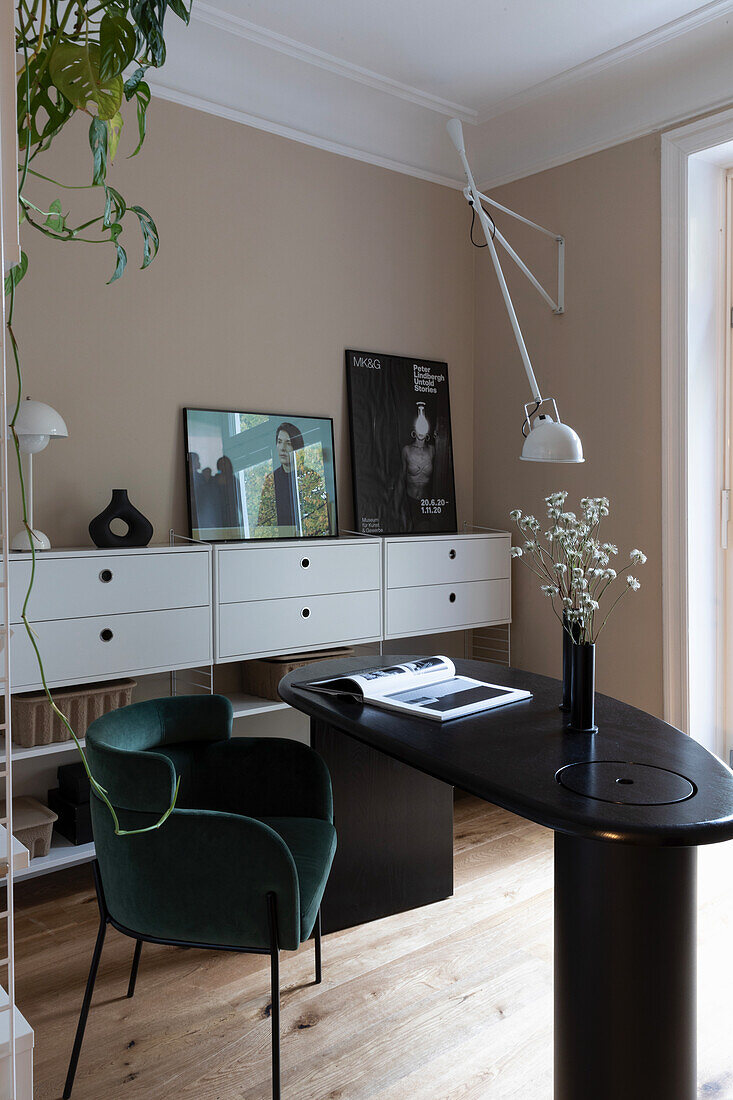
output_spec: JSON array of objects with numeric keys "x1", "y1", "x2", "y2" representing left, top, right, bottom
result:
[
  {"x1": 10, "y1": 679, "x2": 136, "y2": 748},
  {"x1": 241, "y1": 648, "x2": 353, "y2": 701}
]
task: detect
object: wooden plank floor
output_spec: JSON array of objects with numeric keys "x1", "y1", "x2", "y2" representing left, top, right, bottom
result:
[{"x1": 10, "y1": 792, "x2": 733, "y2": 1099}]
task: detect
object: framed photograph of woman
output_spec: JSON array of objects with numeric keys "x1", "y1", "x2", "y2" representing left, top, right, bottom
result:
[
  {"x1": 183, "y1": 408, "x2": 339, "y2": 541},
  {"x1": 346, "y1": 350, "x2": 458, "y2": 535}
]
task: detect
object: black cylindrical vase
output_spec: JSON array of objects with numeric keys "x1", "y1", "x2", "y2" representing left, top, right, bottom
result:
[
  {"x1": 560, "y1": 613, "x2": 581, "y2": 712},
  {"x1": 89, "y1": 489, "x2": 153, "y2": 549},
  {"x1": 568, "y1": 642, "x2": 598, "y2": 734}
]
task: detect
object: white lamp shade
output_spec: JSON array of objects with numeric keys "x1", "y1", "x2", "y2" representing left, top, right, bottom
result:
[
  {"x1": 520, "y1": 415, "x2": 584, "y2": 463},
  {"x1": 11, "y1": 399, "x2": 68, "y2": 454}
]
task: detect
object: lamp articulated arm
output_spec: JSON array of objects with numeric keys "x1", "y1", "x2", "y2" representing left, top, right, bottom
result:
[
  {"x1": 467, "y1": 186, "x2": 564, "y2": 315},
  {"x1": 447, "y1": 118, "x2": 583, "y2": 464},
  {"x1": 470, "y1": 189, "x2": 544, "y2": 406}
]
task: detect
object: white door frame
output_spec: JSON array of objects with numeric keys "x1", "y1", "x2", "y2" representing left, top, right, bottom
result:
[{"x1": 661, "y1": 107, "x2": 733, "y2": 741}]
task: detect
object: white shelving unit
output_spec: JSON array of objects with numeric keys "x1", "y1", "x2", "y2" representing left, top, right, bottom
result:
[
  {"x1": 0, "y1": 736, "x2": 86, "y2": 764},
  {"x1": 3, "y1": 733, "x2": 94, "y2": 879},
  {"x1": 0, "y1": 826, "x2": 29, "y2": 876},
  {"x1": 0, "y1": 7, "x2": 23, "y2": 1086},
  {"x1": 6, "y1": 691, "x2": 291, "y2": 879},
  {"x1": 14, "y1": 837, "x2": 95, "y2": 883},
  {"x1": 2, "y1": 693, "x2": 287, "y2": 764},
  {"x1": 228, "y1": 693, "x2": 290, "y2": 720}
]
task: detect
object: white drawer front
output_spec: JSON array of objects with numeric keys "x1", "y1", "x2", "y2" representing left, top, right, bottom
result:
[
  {"x1": 385, "y1": 579, "x2": 510, "y2": 639},
  {"x1": 9, "y1": 551, "x2": 210, "y2": 623},
  {"x1": 386, "y1": 536, "x2": 509, "y2": 589},
  {"x1": 218, "y1": 591, "x2": 382, "y2": 660},
  {"x1": 217, "y1": 542, "x2": 381, "y2": 603},
  {"x1": 10, "y1": 606, "x2": 212, "y2": 690}
]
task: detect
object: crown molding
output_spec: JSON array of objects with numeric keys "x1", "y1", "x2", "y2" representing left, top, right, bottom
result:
[
  {"x1": 476, "y1": 0, "x2": 733, "y2": 124},
  {"x1": 477, "y1": 88, "x2": 733, "y2": 192},
  {"x1": 191, "y1": 1, "x2": 478, "y2": 123},
  {"x1": 146, "y1": 81, "x2": 465, "y2": 190},
  {"x1": 152, "y1": 3, "x2": 733, "y2": 195},
  {"x1": 661, "y1": 101, "x2": 733, "y2": 153}
]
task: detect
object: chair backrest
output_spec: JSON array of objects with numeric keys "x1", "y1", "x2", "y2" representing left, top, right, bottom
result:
[{"x1": 86, "y1": 695, "x2": 233, "y2": 814}]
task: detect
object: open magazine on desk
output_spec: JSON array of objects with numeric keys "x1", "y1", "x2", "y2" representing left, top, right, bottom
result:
[{"x1": 302, "y1": 656, "x2": 532, "y2": 723}]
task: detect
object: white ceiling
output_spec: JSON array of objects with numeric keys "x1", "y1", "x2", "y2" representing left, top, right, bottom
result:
[
  {"x1": 150, "y1": 0, "x2": 733, "y2": 187},
  {"x1": 207, "y1": 0, "x2": 715, "y2": 115}
]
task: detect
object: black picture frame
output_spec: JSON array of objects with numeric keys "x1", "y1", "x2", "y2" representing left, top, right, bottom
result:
[
  {"x1": 345, "y1": 349, "x2": 458, "y2": 536},
  {"x1": 183, "y1": 407, "x2": 339, "y2": 543}
]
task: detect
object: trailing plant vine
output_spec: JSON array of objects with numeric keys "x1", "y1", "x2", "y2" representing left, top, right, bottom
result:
[{"x1": 5, "y1": 0, "x2": 194, "y2": 834}]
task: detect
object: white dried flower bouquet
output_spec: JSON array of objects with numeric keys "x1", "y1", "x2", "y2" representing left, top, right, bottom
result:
[{"x1": 509, "y1": 491, "x2": 647, "y2": 645}]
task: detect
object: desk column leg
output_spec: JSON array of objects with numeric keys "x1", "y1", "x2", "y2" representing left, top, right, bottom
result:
[{"x1": 554, "y1": 833, "x2": 696, "y2": 1100}]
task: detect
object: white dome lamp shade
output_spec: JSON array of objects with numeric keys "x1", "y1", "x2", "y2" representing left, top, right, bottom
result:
[
  {"x1": 521, "y1": 400, "x2": 584, "y2": 463},
  {"x1": 13, "y1": 398, "x2": 68, "y2": 453},
  {"x1": 447, "y1": 117, "x2": 584, "y2": 464},
  {"x1": 9, "y1": 398, "x2": 69, "y2": 551}
]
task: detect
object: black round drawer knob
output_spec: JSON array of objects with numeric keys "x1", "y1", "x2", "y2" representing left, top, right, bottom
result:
[
  {"x1": 99, "y1": 569, "x2": 113, "y2": 583},
  {"x1": 449, "y1": 549, "x2": 456, "y2": 560},
  {"x1": 301, "y1": 557, "x2": 310, "y2": 569},
  {"x1": 100, "y1": 628, "x2": 114, "y2": 642},
  {"x1": 301, "y1": 607, "x2": 311, "y2": 619},
  {"x1": 449, "y1": 592, "x2": 456, "y2": 603}
]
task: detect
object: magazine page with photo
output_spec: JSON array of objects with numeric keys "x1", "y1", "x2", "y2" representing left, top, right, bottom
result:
[
  {"x1": 346, "y1": 350, "x2": 458, "y2": 535},
  {"x1": 303, "y1": 654, "x2": 532, "y2": 722}
]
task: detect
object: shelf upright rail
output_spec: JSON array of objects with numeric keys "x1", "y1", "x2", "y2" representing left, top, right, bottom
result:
[
  {"x1": 169, "y1": 531, "x2": 214, "y2": 697},
  {"x1": 0, "y1": 112, "x2": 17, "y2": 1100},
  {"x1": 461, "y1": 522, "x2": 511, "y2": 666},
  {"x1": 0, "y1": 6, "x2": 22, "y2": 1091},
  {"x1": 339, "y1": 529, "x2": 386, "y2": 657},
  {"x1": 0, "y1": 271, "x2": 16, "y2": 1100}
]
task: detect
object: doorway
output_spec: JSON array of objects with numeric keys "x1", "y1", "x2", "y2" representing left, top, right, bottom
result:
[{"x1": 662, "y1": 111, "x2": 733, "y2": 765}]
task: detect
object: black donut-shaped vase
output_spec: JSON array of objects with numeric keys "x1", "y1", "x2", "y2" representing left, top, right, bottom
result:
[{"x1": 88, "y1": 489, "x2": 153, "y2": 549}]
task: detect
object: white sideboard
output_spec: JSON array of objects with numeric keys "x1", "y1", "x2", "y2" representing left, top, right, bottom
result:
[
  {"x1": 8, "y1": 545, "x2": 213, "y2": 691},
  {"x1": 382, "y1": 532, "x2": 510, "y2": 640},
  {"x1": 214, "y1": 537, "x2": 383, "y2": 661},
  {"x1": 5, "y1": 531, "x2": 510, "y2": 880}
]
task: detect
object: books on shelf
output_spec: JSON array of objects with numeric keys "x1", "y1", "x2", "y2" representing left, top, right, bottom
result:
[{"x1": 303, "y1": 655, "x2": 531, "y2": 722}]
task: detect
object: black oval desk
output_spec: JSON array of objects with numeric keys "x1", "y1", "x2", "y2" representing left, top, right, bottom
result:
[{"x1": 280, "y1": 656, "x2": 733, "y2": 1100}]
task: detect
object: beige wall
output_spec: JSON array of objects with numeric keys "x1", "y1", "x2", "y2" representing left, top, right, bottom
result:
[
  {"x1": 473, "y1": 134, "x2": 663, "y2": 714},
  {"x1": 14, "y1": 99, "x2": 475, "y2": 544},
  {"x1": 15, "y1": 101, "x2": 665, "y2": 710}
]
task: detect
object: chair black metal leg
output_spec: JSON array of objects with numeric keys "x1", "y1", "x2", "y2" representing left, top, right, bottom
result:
[
  {"x1": 314, "y1": 909, "x2": 322, "y2": 985},
  {"x1": 127, "y1": 939, "x2": 143, "y2": 998},
  {"x1": 63, "y1": 916, "x2": 107, "y2": 1100},
  {"x1": 267, "y1": 893, "x2": 281, "y2": 1100}
]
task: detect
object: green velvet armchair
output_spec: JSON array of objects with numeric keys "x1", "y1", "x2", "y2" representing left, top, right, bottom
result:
[{"x1": 63, "y1": 695, "x2": 337, "y2": 1100}]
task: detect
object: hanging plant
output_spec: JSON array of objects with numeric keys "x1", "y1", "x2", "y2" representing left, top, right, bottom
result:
[
  {"x1": 6, "y1": 0, "x2": 194, "y2": 833},
  {"x1": 11, "y1": 0, "x2": 192, "y2": 289}
]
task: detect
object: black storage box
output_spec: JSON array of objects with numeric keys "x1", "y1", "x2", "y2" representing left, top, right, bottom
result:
[
  {"x1": 47, "y1": 788, "x2": 93, "y2": 846},
  {"x1": 57, "y1": 762, "x2": 91, "y2": 804}
]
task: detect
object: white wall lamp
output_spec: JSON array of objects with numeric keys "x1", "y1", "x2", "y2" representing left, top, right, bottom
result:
[
  {"x1": 447, "y1": 118, "x2": 583, "y2": 463},
  {"x1": 10, "y1": 397, "x2": 68, "y2": 550}
]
